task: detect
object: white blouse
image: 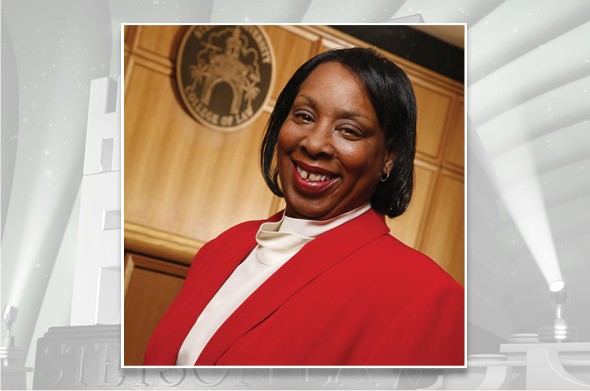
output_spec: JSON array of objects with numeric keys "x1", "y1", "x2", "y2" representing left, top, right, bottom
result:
[{"x1": 175, "y1": 203, "x2": 371, "y2": 366}]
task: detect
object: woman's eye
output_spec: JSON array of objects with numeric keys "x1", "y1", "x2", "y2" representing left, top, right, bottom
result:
[
  {"x1": 294, "y1": 112, "x2": 313, "y2": 122},
  {"x1": 339, "y1": 127, "x2": 362, "y2": 138}
]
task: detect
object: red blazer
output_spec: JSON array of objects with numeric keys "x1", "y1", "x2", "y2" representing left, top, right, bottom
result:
[{"x1": 144, "y1": 209, "x2": 464, "y2": 366}]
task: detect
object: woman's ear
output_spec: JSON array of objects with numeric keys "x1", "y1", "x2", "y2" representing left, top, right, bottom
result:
[{"x1": 383, "y1": 151, "x2": 396, "y2": 176}]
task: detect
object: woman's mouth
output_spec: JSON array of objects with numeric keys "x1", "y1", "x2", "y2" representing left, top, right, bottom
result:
[
  {"x1": 292, "y1": 161, "x2": 339, "y2": 193},
  {"x1": 296, "y1": 165, "x2": 336, "y2": 182}
]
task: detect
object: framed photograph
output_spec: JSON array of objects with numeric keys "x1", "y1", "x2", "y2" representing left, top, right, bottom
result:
[{"x1": 122, "y1": 24, "x2": 466, "y2": 368}]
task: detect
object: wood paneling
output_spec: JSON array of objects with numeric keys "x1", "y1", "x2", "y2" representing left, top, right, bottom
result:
[
  {"x1": 444, "y1": 98, "x2": 465, "y2": 172},
  {"x1": 413, "y1": 83, "x2": 453, "y2": 162},
  {"x1": 418, "y1": 170, "x2": 465, "y2": 285},
  {"x1": 123, "y1": 25, "x2": 136, "y2": 51},
  {"x1": 124, "y1": 63, "x2": 276, "y2": 244},
  {"x1": 387, "y1": 163, "x2": 437, "y2": 248},
  {"x1": 124, "y1": 222, "x2": 203, "y2": 265},
  {"x1": 136, "y1": 25, "x2": 185, "y2": 67},
  {"x1": 124, "y1": 253, "x2": 188, "y2": 366},
  {"x1": 262, "y1": 26, "x2": 319, "y2": 97},
  {"x1": 123, "y1": 51, "x2": 129, "y2": 80}
]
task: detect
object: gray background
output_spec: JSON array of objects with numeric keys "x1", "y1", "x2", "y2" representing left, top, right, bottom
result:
[{"x1": 2, "y1": 0, "x2": 590, "y2": 389}]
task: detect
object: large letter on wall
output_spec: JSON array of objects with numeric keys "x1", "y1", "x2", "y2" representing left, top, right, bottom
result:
[{"x1": 70, "y1": 77, "x2": 121, "y2": 325}]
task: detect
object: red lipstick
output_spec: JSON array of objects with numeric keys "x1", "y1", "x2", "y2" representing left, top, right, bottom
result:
[
  {"x1": 293, "y1": 160, "x2": 337, "y2": 176},
  {"x1": 291, "y1": 161, "x2": 339, "y2": 194}
]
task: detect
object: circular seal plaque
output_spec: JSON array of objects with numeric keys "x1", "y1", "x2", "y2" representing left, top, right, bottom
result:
[{"x1": 176, "y1": 25, "x2": 276, "y2": 131}]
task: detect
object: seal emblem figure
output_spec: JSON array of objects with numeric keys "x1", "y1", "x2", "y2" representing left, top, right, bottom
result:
[{"x1": 176, "y1": 25, "x2": 275, "y2": 131}]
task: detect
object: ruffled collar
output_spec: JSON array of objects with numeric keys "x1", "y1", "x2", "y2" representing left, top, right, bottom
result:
[{"x1": 255, "y1": 204, "x2": 371, "y2": 265}]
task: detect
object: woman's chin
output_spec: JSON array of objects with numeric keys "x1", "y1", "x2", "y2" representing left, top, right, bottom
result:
[
  {"x1": 284, "y1": 199, "x2": 349, "y2": 221},
  {"x1": 285, "y1": 203, "x2": 330, "y2": 221}
]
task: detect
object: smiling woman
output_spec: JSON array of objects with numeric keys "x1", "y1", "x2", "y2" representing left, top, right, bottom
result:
[
  {"x1": 265, "y1": 49, "x2": 415, "y2": 221},
  {"x1": 142, "y1": 47, "x2": 464, "y2": 366},
  {"x1": 277, "y1": 62, "x2": 392, "y2": 221}
]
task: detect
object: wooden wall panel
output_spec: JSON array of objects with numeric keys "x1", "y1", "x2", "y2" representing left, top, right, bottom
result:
[
  {"x1": 136, "y1": 25, "x2": 185, "y2": 65},
  {"x1": 320, "y1": 39, "x2": 351, "y2": 52},
  {"x1": 124, "y1": 253, "x2": 189, "y2": 366},
  {"x1": 418, "y1": 171, "x2": 465, "y2": 285},
  {"x1": 413, "y1": 83, "x2": 452, "y2": 162},
  {"x1": 262, "y1": 26, "x2": 318, "y2": 97},
  {"x1": 123, "y1": 52, "x2": 129, "y2": 79},
  {"x1": 124, "y1": 25, "x2": 136, "y2": 51},
  {"x1": 387, "y1": 164, "x2": 436, "y2": 248},
  {"x1": 124, "y1": 63, "x2": 276, "y2": 244},
  {"x1": 444, "y1": 99, "x2": 465, "y2": 171}
]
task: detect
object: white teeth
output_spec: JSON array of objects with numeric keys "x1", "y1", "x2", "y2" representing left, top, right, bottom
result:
[
  {"x1": 296, "y1": 164, "x2": 333, "y2": 182},
  {"x1": 299, "y1": 166, "x2": 308, "y2": 179}
]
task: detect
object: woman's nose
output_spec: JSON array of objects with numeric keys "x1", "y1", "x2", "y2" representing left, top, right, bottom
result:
[{"x1": 300, "y1": 121, "x2": 334, "y2": 158}]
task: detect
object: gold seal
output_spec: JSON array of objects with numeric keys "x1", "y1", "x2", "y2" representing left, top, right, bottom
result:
[{"x1": 176, "y1": 25, "x2": 276, "y2": 131}]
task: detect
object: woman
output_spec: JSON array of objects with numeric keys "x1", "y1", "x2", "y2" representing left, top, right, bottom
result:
[{"x1": 144, "y1": 48, "x2": 464, "y2": 366}]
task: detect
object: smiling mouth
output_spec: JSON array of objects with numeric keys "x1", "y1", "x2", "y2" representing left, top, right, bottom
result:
[
  {"x1": 291, "y1": 161, "x2": 339, "y2": 193},
  {"x1": 296, "y1": 164, "x2": 336, "y2": 182}
]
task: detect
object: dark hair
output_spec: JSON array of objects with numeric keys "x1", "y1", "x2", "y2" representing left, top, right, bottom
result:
[{"x1": 260, "y1": 47, "x2": 417, "y2": 218}]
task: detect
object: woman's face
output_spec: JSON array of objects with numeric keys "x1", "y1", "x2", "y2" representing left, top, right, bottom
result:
[{"x1": 277, "y1": 62, "x2": 394, "y2": 221}]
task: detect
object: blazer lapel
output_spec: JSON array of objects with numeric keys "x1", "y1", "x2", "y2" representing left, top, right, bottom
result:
[
  {"x1": 164, "y1": 214, "x2": 283, "y2": 365},
  {"x1": 180, "y1": 212, "x2": 284, "y2": 315},
  {"x1": 195, "y1": 209, "x2": 390, "y2": 365}
]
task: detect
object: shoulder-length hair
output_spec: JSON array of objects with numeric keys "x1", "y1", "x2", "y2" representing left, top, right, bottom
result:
[{"x1": 260, "y1": 47, "x2": 417, "y2": 218}]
